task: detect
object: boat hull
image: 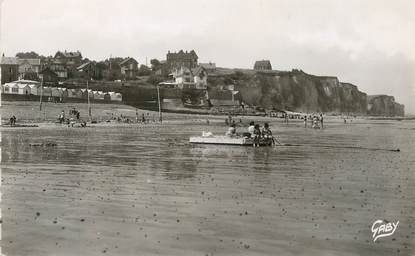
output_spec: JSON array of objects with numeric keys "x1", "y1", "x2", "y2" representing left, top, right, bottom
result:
[{"x1": 189, "y1": 136, "x2": 272, "y2": 146}]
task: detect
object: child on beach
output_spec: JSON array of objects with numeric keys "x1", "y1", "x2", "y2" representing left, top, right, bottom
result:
[{"x1": 226, "y1": 123, "x2": 237, "y2": 137}]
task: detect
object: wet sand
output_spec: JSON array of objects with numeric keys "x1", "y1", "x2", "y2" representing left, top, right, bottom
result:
[{"x1": 1, "y1": 103, "x2": 415, "y2": 255}]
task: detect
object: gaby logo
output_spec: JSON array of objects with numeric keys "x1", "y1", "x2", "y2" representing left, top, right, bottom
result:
[{"x1": 371, "y1": 220, "x2": 399, "y2": 242}]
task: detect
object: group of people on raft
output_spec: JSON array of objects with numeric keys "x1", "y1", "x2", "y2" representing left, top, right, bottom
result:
[{"x1": 226, "y1": 121, "x2": 274, "y2": 147}]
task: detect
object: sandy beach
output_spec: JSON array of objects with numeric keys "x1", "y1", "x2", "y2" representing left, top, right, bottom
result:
[{"x1": 1, "y1": 101, "x2": 414, "y2": 256}]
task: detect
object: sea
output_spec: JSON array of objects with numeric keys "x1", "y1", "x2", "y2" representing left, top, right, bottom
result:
[{"x1": 1, "y1": 118, "x2": 414, "y2": 255}]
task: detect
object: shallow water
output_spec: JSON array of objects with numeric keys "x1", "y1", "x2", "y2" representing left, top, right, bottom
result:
[{"x1": 1, "y1": 119, "x2": 414, "y2": 255}]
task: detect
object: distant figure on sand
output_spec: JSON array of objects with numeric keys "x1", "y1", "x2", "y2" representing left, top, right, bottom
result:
[
  {"x1": 304, "y1": 116, "x2": 307, "y2": 128},
  {"x1": 248, "y1": 122, "x2": 255, "y2": 137},
  {"x1": 312, "y1": 116, "x2": 320, "y2": 129},
  {"x1": 58, "y1": 111, "x2": 65, "y2": 124},
  {"x1": 136, "y1": 109, "x2": 139, "y2": 123},
  {"x1": 226, "y1": 123, "x2": 237, "y2": 137},
  {"x1": 320, "y1": 113, "x2": 324, "y2": 128},
  {"x1": 9, "y1": 116, "x2": 16, "y2": 126}
]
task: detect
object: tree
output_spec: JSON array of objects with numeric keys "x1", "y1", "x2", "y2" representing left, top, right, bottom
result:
[
  {"x1": 147, "y1": 75, "x2": 164, "y2": 85},
  {"x1": 16, "y1": 51, "x2": 41, "y2": 58},
  {"x1": 150, "y1": 59, "x2": 162, "y2": 71},
  {"x1": 137, "y1": 64, "x2": 152, "y2": 76},
  {"x1": 23, "y1": 72, "x2": 39, "y2": 81}
]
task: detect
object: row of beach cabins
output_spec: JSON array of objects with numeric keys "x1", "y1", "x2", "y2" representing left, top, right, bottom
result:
[{"x1": 0, "y1": 80, "x2": 122, "y2": 102}]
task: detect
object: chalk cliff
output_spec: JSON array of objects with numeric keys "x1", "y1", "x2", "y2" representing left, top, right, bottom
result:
[
  {"x1": 367, "y1": 95, "x2": 405, "y2": 116},
  {"x1": 208, "y1": 68, "x2": 404, "y2": 116}
]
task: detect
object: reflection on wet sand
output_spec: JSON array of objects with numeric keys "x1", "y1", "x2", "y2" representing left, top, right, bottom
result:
[{"x1": 1, "y1": 120, "x2": 414, "y2": 256}]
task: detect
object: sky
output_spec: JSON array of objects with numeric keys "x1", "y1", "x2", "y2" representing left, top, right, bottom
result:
[{"x1": 1, "y1": 0, "x2": 414, "y2": 113}]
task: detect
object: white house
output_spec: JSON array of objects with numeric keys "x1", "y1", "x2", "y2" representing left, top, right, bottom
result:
[
  {"x1": 191, "y1": 66, "x2": 208, "y2": 89},
  {"x1": 172, "y1": 66, "x2": 208, "y2": 89},
  {"x1": 17, "y1": 58, "x2": 41, "y2": 79}
]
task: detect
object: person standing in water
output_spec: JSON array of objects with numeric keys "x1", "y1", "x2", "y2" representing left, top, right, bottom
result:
[
  {"x1": 262, "y1": 123, "x2": 273, "y2": 145},
  {"x1": 253, "y1": 124, "x2": 261, "y2": 147}
]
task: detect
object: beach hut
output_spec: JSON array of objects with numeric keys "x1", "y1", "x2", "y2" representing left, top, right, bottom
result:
[
  {"x1": 28, "y1": 84, "x2": 40, "y2": 95},
  {"x1": 114, "y1": 93, "x2": 122, "y2": 102},
  {"x1": 92, "y1": 90, "x2": 100, "y2": 99},
  {"x1": 109, "y1": 92, "x2": 122, "y2": 102},
  {"x1": 88, "y1": 89, "x2": 94, "y2": 99},
  {"x1": 1, "y1": 83, "x2": 15, "y2": 94},
  {"x1": 73, "y1": 89, "x2": 83, "y2": 98},
  {"x1": 81, "y1": 89, "x2": 88, "y2": 99},
  {"x1": 61, "y1": 88, "x2": 69, "y2": 99},
  {"x1": 104, "y1": 92, "x2": 111, "y2": 101},
  {"x1": 81, "y1": 89, "x2": 94, "y2": 99},
  {"x1": 67, "y1": 89, "x2": 77, "y2": 98},
  {"x1": 95, "y1": 91, "x2": 105, "y2": 100},
  {"x1": 42, "y1": 87, "x2": 52, "y2": 97},
  {"x1": 17, "y1": 83, "x2": 31, "y2": 95},
  {"x1": 9, "y1": 83, "x2": 19, "y2": 94},
  {"x1": 51, "y1": 87, "x2": 61, "y2": 97}
]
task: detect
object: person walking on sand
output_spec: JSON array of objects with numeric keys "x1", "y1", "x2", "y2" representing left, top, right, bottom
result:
[
  {"x1": 10, "y1": 116, "x2": 16, "y2": 126},
  {"x1": 320, "y1": 113, "x2": 324, "y2": 128},
  {"x1": 248, "y1": 121, "x2": 255, "y2": 137},
  {"x1": 304, "y1": 115, "x2": 307, "y2": 128},
  {"x1": 136, "y1": 109, "x2": 139, "y2": 123}
]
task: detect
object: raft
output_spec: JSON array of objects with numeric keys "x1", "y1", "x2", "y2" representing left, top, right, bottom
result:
[
  {"x1": 1, "y1": 124, "x2": 39, "y2": 128},
  {"x1": 189, "y1": 135, "x2": 273, "y2": 146}
]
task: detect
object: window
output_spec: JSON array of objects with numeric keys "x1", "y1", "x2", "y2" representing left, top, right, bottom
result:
[
  {"x1": 5, "y1": 87, "x2": 9, "y2": 92},
  {"x1": 12, "y1": 87, "x2": 18, "y2": 93}
]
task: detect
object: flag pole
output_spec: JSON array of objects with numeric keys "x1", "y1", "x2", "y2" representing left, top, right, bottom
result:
[
  {"x1": 157, "y1": 83, "x2": 162, "y2": 123},
  {"x1": 87, "y1": 80, "x2": 91, "y2": 121},
  {"x1": 39, "y1": 76, "x2": 43, "y2": 111}
]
